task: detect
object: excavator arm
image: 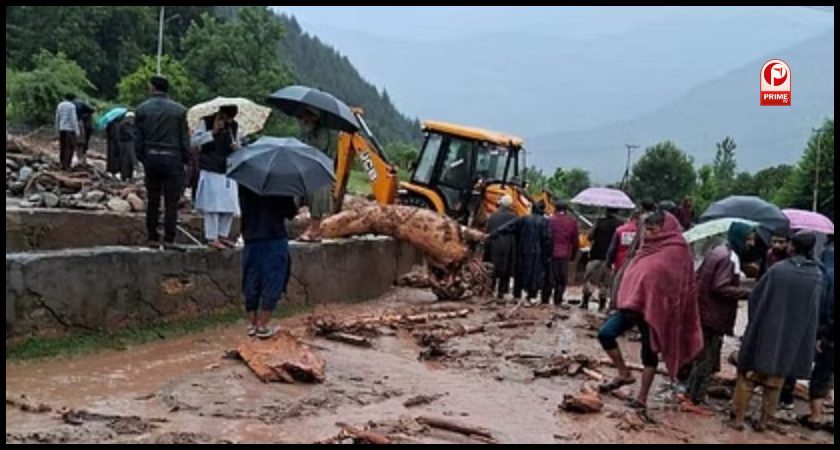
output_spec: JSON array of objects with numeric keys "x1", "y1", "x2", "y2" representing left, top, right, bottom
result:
[{"x1": 332, "y1": 109, "x2": 399, "y2": 212}]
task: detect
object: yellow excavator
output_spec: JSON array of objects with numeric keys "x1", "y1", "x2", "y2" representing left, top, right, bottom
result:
[{"x1": 331, "y1": 109, "x2": 554, "y2": 227}]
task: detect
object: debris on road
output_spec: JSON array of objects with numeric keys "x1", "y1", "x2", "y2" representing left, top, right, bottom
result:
[{"x1": 236, "y1": 331, "x2": 326, "y2": 383}]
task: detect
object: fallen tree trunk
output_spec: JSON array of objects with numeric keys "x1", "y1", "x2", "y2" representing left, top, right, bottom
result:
[
  {"x1": 416, "y1": 416, "x2": 495, "y2": 441},
  {"x1": 321, "y1": 204, "x2": 491, "y2": 300},
  {"x1": 308, "y1": 309, "x2": 472, "y2": 336},
  {"x1": 322, "y1": 204, "x2": 484, "y2": 268}
]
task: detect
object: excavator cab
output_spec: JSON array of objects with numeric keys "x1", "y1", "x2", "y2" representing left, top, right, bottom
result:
[{"x1": 398, "y1": 121, "x2": 550, "y2": 226}]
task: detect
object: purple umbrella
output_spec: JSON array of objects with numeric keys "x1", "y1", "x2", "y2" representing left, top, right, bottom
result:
[
  {"x1": 782, "y1": 209, "x2": 834, "y2": 234},
  {"x1": 570, "y1": 187, "x2": 635, "y2": 209}
]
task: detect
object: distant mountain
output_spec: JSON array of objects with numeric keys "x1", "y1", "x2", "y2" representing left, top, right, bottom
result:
[
  {"x1": 528, "y1": 30, "x2": 835, "y2": 182},
  {"x1": 293, "y1": 9, "x2": 833, "y2": 138}
]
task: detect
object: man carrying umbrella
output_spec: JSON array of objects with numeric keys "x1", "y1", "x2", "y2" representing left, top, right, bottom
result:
[
  {"x1": 227, "y1": 137, "x2": 335, "y2": 338},
  {"x1": 298, "y1": 107, "x2": 336, "y2": 241}
]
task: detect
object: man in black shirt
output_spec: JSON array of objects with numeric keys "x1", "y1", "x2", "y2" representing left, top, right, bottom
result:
[
  {"x1": 135, "y1": 75, "x2": 190, "y2": 246},
  {"x1": 583, "y1": 208, "x2": 622, "y2": 310},
  {"x1": 239, "y1": 185, "x2": 298, "y2": 339}
]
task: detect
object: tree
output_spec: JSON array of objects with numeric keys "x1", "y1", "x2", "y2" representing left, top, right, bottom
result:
[
  {"x1": 6, "y1": 50, "x2": 94, "y2": 123},
  {"x1": 693, "y1": 164, "x2": 717, "y2": 215},
  {"x1": 523, "y1": 166, "x2": 548, "y2": 196},
  {"x1": 751, "y1": 165, "x2": 793, "y2": 201},
  {"x1": 546, "y1": 167, "x2": 591, "y2": 200},
  {"x1": 182, "y1": 7, "x2": 293, "y2": 103},
  {"x1": 628, "y1": 141, "x2": 696, "y2": 202},
  {"x1": 712, "y1": 136, "x2": 738, "y2": 198},
  {"x1": 384, "y1": 141, "x2": 418, "y2": 172},
  {"x1": 117, "y1": 55, "x2": 197, "y2": 106},
  {"x1": 775, "y1": 119, "x2": 834, "y2": 221}
]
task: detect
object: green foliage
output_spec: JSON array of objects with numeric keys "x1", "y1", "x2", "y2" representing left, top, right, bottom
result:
[
  {"x1": 545, "y1": 167, "x2": 592, "y2": 200},
  {"x1": 384, "y1": 141, "x2": 419, "y2": 171},
  {"x1": 629, "y1": 141, "x2": 696, "y2": 202},
  {"x1": 117, "y1": 55, "x2": 197, "y2": 106},
  {"x1": 182, "y1": 7, "x2": 294, "y2": 103},
  {"x1": 712, "y1": 136, "x2": 737, "y2": 198},
  {"x1": 6, "y1": 50, "x2": 94, "y2": 123},
  {"x1": 775, "y1": 118, "x2": 834, "y2": 221}
]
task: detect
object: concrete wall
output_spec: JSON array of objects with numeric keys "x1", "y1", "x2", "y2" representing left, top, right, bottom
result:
[
  {"x1": 6, "y1": 208, "x2": 239, "y2": 252},
  {"x1": 6, "y1": 237, "x2": 421, "y2": 339}
]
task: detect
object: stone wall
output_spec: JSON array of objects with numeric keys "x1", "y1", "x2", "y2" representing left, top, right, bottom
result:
[{"x1": 6, "y1": 237, "x2": 421, "y2": 339}]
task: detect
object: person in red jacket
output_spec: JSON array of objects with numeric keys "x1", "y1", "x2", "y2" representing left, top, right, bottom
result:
[{"x1": 542, "y1": 199, "x2": 579, "y2": 305}]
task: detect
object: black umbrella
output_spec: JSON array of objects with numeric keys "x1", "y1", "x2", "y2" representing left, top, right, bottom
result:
[
  {"x1": 700, "y1": 195, "x2": 790, "y2": 232},
  {"x1": 267, "y1": 85, "x2": 360, "y2": 133},
  {"x1": 226, "y1": 137, "x2": 334, "y2": 197}
]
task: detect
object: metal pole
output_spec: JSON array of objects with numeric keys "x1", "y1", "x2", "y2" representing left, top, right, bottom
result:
[
  {"x1": 156, "y1": 6, "x2": 165, "y2": 75},
  {"x1": 621, "y1": 144, "x2": 638, "y2": 190},
  {"x1": 812, "y1": 127, "x2": 823, "y2": 212}
]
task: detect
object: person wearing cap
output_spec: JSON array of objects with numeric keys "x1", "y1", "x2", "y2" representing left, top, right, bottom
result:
[
  {"x1": 135, "y1": 75, "x2": 190, "y2": 247},
  {"x1": 117, "y1": 111, "x2": 137, "y2": 181},
  {"x1": 729, "y1": 232, "x2": 824, "y2": 431},
  {"x1": 484, "y1": 195, "x2": 518, "y2": 299},
  {"x1": 543, "y1": 199, "x2": 579, "y2": 305}
]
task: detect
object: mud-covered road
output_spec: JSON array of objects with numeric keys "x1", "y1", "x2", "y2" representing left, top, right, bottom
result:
[{"x1": 5, "y1": 287, "x2": 833, "y2": 444}]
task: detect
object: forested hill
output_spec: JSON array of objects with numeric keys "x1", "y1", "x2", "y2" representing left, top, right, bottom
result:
[{"x1": 5, "y1": 5, "x2": 420, "y2": 145}]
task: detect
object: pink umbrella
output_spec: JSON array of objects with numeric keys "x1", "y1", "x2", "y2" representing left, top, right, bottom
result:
[
  {"x1": 782, "y1": 209, "x2": 834, "y2": 234},
  {"x1": 570, "y1": 187, "x2": 635, "y2": 209}
]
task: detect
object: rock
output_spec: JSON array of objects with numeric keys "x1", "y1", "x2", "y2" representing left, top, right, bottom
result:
[
  {"x1": 126, "y1": 193, "x2": 145, "y2": 212},
  {"x1": 9, "y1": 181, "x2": 26, "y2": 195},
  {"x1": 18, "y1": 166, "x2": 34, "y2": 182},
  {"x1": 42, "y1": 192, "x2": 60, "y2": 208},
  {"x1": 18, "y1": 200, "x2": 37, "y2": 208},
  {"x1": 6, "y1": 158, "x2": 20, "y2": 170},
  {"x1": 28, "y1": 193, "x2": 43, "y2": 205},
  {"x1": 84, "y1": 190, "x2": 106, "y2": 203},
  {"x1": 106, "y1": 197, "x2": 132, "y2": 213}
]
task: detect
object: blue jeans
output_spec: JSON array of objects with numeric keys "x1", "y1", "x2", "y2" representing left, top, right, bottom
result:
[
  {"x1": 598, "y1": 309, "x2": 659, "y2": 368},
  {"x1": 242, "y1": 238, "x2": 290, "y2": 313}
]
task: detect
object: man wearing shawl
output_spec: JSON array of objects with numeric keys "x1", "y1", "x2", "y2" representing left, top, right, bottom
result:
[
  {"x1": 730, "y1": 232, "x2": 823, "y2": 432},
  {"x1": 683, "y1": 222, "x2": 753, "y2": 407},
  {"x1": 597, "y1": 210, "x2": 702, "y2": 409}
]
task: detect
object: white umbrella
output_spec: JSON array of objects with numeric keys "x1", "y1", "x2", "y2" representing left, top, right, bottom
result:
[
  {"x1": 188, "y1": 97, "x2": 271, "y2": 137},
  {"x1": 683, "y1": 217, "x2": 758, "y2": 243}
]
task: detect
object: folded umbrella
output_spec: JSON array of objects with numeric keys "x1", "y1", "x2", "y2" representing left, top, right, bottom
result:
[{"x1": 226, "y1": 136, "x2": 334, "y2": 197}]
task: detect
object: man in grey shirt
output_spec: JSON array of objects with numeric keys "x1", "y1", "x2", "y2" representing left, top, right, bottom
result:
[{"x1": 55, "y1": 93, "x2": 79, "y2": 170}]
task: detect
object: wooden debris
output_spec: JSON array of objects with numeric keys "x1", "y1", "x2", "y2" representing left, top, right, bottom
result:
[
  {"x1": 416, "y1": 416, "x2": 495, "y2": 441},
  {"x1": 403, "y1": 394, "x2": 444, "y2": 408},
  {"x1": 5, "y1": 396, "x2": 52, "y2": 414},
  {"x1": 236, "y1": 331, "x2": 326, "y2": 383},
  {"x1": 560, "y1": 384, "x2": 604, "y2": 413},
  {"x1": 338, "y1": 425, "x2": 392, "y2": 444},
  {"x1": 325, "y1": 332, "x2": 372, "y2": 348}
]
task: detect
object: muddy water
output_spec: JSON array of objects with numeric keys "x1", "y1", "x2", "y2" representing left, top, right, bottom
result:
[{"x1": 5, "y1": 287, "x2": 832, "y2": 444}]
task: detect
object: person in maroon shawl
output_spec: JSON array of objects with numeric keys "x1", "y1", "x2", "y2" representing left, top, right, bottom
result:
[{"x1": 597, "y1": 210, "x2": 703, "y2": 409}]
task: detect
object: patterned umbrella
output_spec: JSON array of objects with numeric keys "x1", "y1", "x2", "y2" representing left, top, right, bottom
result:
[
  {"x1": 188, "y1": 97, "x2": 272, "y2": 137},
  {"x1": 570, "y1": 187, "x2": 635, "y2": 209},
  {"x1": 782, "y1": 209, "x2": 834, "y2": 234},
  {"x1": 267, "y1": 85, "x2": 360, "y2": 133}
]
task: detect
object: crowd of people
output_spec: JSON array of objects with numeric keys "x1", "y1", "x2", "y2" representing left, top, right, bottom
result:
[
  {"x1": 55, "y1": 75, "x2": 337, "y2": 340},
  {"x1": 485, "y1": 192, "x2": 833, "y2": 430}
]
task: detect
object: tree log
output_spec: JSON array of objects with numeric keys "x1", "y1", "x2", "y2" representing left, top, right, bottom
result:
[{"x1": 416, "y1": 416, "x2": 494, "y2": 440}]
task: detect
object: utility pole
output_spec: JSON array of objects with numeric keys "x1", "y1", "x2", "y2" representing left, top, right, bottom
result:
[
  {"x1": 812, "y1": 127, "x2": 825, "y2": 212},
  {"x1": 157, "y1": 6, "x2": 165, "y2": 75},
  {"x1": 620, "y1": 144, "x2": 639, "y2": 190}
]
